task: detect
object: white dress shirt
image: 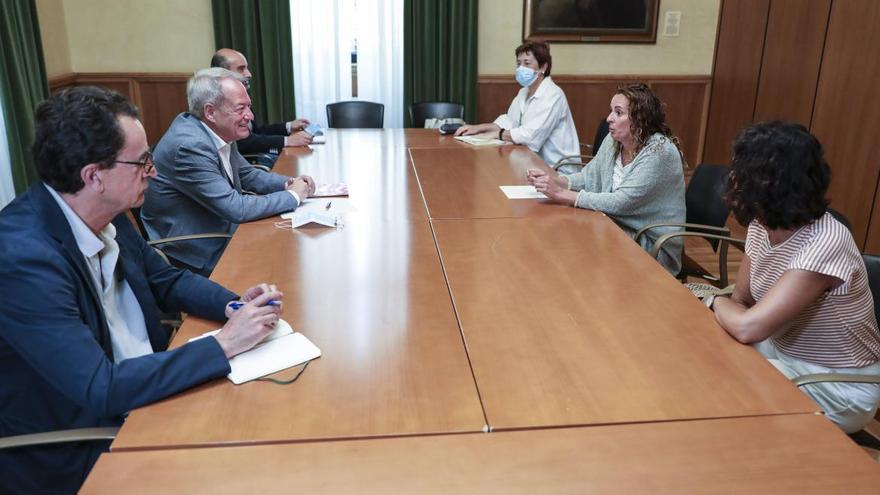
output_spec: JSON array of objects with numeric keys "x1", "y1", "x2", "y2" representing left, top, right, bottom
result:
[
  {"x1": 493, "y1": 76, "x2": 580, "y2": 167},
  {"x1": 200, "y1": 121, "x2": 300, "y2": 203},
  {"x1": 45, "y1": 184, "x2": 153, "y2": 362}
]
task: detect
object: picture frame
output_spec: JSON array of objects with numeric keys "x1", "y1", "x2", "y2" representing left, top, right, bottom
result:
[{"x1": 523, "y1": 0, "x2": 660, "y2": 43}]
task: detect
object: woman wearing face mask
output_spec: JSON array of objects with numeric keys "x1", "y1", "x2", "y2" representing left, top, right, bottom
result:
[
  {"x1": 527, "y1": 83, "x2": 686, "y2": 275},
  {"x1": 454, "y1": 40, "x2": 579, "y2": 173}
]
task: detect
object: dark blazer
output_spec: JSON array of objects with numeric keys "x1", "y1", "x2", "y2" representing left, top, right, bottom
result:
[
  {"x1": 237, "y1": 117, "x2": 288, "y2": 154},
  {"x1": 141, "y1": 113, "x2": 298, "y2": 273},
  {"x1": 0, "y1": 183, "x2": 236, "y2": 494}
]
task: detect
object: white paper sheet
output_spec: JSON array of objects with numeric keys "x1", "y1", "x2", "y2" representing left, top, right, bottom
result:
[
  {"x1": 189, "y1": 319, "x2": 322, "y2": 385},
  {"x1": 499, "y1": 185, "x2": 548, "y2": 199}
]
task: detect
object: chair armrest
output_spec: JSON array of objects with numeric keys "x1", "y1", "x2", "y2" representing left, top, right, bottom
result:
[
  {"x1": 552, "y1": 154, "x2": 594, "y2": 171},
  {"x1": 0, "y1": 426, "x2": 119, "y2": 450},
  {"x1": 635, "y1": 222, "x2": 731, "y2": 243},
  {"x1": 650, "y1": 232, "x2": 744, "y2": 259},
  {"x1": 792, "y1": 373, "x2": 880, "y2": 387},
  {"x1": 651, "y1": 232, "x2": 745, "y2": 287},
  {"x1": 147, "y1": 233, "x2": 232, "y2": 247},
  {"x1": 147, "y1": 234, "x2": 233, "y2": 266}
]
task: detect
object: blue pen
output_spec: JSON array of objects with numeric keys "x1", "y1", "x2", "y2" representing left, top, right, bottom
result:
[{"x1": 229, "y1": 300, "x2": 281, "y2": 310}]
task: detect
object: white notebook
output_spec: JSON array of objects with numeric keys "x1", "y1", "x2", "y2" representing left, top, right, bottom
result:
[
  {"x1": 454, "y1": 135, "x2": 506, "y2": 146},
  {"x1": 189, "y1": 319, "x2": 321, "y2": 385}
]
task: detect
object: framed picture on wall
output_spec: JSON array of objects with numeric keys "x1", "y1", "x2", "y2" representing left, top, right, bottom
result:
[{"x1": 523, "y1": 0, "x2": 660, "y2": 43}]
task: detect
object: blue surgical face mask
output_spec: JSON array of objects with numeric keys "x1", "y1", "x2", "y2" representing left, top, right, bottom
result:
[{"x1": 515, "y1": 66, "x2": 539, "y2": 88}]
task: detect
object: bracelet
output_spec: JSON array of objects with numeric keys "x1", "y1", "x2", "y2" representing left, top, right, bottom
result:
[
  {"x1": 498, "y1": 128, "x2": 505, "y2": 141},
  {"x1": 703, "y1": 294, "x2": 716, "y2": 310}
]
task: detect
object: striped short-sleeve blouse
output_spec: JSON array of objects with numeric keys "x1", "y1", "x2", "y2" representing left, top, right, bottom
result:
[{"x1": 746, "y1": 212, "x2": 880, "y2": 367}]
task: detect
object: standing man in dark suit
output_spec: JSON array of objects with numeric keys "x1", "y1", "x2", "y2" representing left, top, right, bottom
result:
[
  {"x1": 211, "y1": 48, "x2": 313, "y2": 154},
  {"x1": 141, "y1": 68, "x2": 315, "y2": 275},
  {"x1": 0, "y1": 86, "x2": 286, "y2": 494}
]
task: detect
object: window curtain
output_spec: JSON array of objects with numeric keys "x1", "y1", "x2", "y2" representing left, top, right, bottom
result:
[
  {"x1": 291, "y1": 0, "x2": 403, "y2": 128},
  {"x1": 212, "y1": 0, "x2": 295, "y2": 124},
  {"x1": 0, "y1": 90, "x2": 16, "y2": 209},
  {"x1": 357, "y1": 0, "x2": 404, "y2": 128},
  {"x1": 403, "y1": 0, "x2": 478, "y2": 127},
  {"x1": 0, "y1": 0, "x2": 47, "y2": 196},
  {"x1": 290, "y1": 0, "x2": 354, "y2": 128}
]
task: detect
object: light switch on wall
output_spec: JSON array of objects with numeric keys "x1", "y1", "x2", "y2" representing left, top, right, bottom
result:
[{"x1": 663, "y1": 11, "x2": 682, "y2": 37}]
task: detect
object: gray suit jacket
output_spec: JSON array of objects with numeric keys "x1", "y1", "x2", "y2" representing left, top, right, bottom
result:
[{"x1": 142, "y1": 113, "x2": 298, "y2": 272}]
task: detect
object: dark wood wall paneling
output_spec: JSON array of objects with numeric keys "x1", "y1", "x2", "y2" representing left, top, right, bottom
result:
[
  {"x1": 753, "y1": 0, "x2": 831, "y2": 125},
  {"x1": 702, "y1": 0, "x2": 770, "y2": 164},
  {"x1": 704, "y1": 0, "x2": 880, "y2": 251},
  {"x1": 811, "y1": 0, "x2": 880, "y2": 250},
  {"x1": 477, "y1": 76, "x2": 711, "y2": 169},
  {"x1": 49, "y1": 73, "x2": 189, "y2": 145}
]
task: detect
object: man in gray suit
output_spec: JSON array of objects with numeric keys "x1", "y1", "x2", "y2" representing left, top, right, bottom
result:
[{"x1": 142, "y1": 68, "x2": 314, "y2": 275}]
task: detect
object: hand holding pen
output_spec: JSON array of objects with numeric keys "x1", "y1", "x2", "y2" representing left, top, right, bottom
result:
[
  {"x1": 225, "y1": 283, "x2": 284, "y2": 319},
  {"x1": 216, "y1": 287, "x2": 285, "y2": 358}
]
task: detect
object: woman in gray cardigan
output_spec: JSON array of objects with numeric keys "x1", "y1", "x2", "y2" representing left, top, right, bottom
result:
[{"x1": 527, "y1": 83, "x2": 686, "y2": 275}]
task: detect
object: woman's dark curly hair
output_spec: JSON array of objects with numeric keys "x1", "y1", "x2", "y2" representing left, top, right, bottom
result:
[
  {"x1": 613, "y1": 82, "x2": 683, "y2": 161},
  {"x1": 32, "y1": 86, "x2": 139, "y2": 194},
  {"x1": 725, "y1": 121, "x2": 830, "y2": 229}
]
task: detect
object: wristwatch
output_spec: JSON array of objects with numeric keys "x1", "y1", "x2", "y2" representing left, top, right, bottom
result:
[{"x1": 498, "y1": 128, "x2": 505, "y2": 141}]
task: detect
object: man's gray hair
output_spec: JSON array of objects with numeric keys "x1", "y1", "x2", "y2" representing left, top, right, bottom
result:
[{"x1": 187, "y1": 68, "x2": 246, "y2": 118}]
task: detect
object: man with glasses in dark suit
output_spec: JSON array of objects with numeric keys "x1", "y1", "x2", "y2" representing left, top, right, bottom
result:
[{"x1": 0, "y1": 86, "x2": 286, "y2": 494}]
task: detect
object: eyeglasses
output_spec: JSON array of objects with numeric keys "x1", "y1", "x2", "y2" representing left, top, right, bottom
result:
[{"x1": 115, "y1": 151, "x2": 154, "y2": 174}]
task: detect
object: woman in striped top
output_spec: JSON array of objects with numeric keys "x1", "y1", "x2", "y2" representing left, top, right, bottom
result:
[{"x1": 711, "y1": 121, "x2": 880, "y2": 433}]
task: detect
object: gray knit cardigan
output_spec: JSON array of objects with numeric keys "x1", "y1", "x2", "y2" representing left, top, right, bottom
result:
[{"x1": 562, "y1": 132, "x2": 686, "y2": 275}]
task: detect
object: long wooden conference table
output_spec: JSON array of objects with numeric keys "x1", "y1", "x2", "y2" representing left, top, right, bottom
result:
[{"x1": 84, "y1": 129, "x2": 880, "y2": 492}]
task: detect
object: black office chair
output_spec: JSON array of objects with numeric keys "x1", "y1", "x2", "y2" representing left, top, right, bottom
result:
[
  {"x1": 326, "y1": 101, "x2": 384, "y2": 129},
  {"x1": 241, "y1": 152, "x2": 277, "y2": 170},
  {"x1": 409, "y1": 101, "x2": 464, "y2": 128},
  {"x1": 553, "y1": 119, "x2": 610, "y2": 171},
  {"x1": 791, "y1": 253, "x2": 880, "y2": 450},
  {"x1": 635, "y1": 164, "x2": 738, "y2": 287},
  {"x1": 128, "y1": 207, "x2": 232, "y2": 266},
  {"x1": 827, "y1": 207, "x2": 853, "y2": 232}
]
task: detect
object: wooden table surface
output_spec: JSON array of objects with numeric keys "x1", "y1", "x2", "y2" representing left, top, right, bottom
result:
[
  {"x1": 85, "y1": 414, "x2": 880, "y2": 494},
  {"x1": 411, "y1": 145, "x2": 571, "y2": 219},
  {"x1": 100, "y1": 130, "x2": 870, "y2": 487},
  {"x1": 432, "y1": 215, "x2": 817, "y2": 429},
  {"x1": 112, "y1": 217, "x2": 486, "y2": 450},
  {"x1": 272, "y1": 129, "x2": 429, "y2": 221}
]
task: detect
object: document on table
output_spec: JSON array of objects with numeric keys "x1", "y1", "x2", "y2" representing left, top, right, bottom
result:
[
  {"x1": 312, "y1": 182, "x2": 349, "y2": 197},
  {"x1": 281, "y1": 198, "x2": 353, "y2": 228},
  {"x1": 454, "y1": 135, "x2": 506, "y2": 146},
  {"x1": 189, "y1": 319, "x2": 321, "y2": 385},
  {"x1": 499, "y1": 185, "x2": 548, "y2": 199}
]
